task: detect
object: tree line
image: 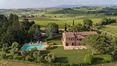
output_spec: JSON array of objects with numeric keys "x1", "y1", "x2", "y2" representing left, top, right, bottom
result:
[{"x1": 0, "y1": 14, "x2": 59, "y2": 47}]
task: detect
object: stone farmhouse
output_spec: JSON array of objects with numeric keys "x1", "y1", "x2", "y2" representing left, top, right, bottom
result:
[{"x1": 62, "y1": 32, "x2": 97, "y2": 50}]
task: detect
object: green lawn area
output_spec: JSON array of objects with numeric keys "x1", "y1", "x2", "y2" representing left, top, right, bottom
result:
[
  {"x1": 50, "y1": 47, "x2": 91, "y2": 64},
  {"x1": 46, "y1": 37, "x2": 91, "y2": 64},
  {"x1": 47, "y1": 39, "x2": 62, "y2": 45},
  {"x1": 101, "y1": 25, "x2": 117, "y2": 36}
]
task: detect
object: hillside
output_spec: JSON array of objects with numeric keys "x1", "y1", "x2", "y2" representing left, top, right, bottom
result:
[
  {"x1": 0, "y1": 60, "x2": 41, "y2": 66},
  {"x1": 49, "y1": 6, "x2": 117, "y2": 15},
  {"x1": 0, "y1": 60, "x2": 117, "y2": 66}
]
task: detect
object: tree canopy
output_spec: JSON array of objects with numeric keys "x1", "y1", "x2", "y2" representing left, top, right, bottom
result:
[
  {"x1": 46, "y1": 23, "x2": 59, "y2": 39},
  {"x1": 80, "y1": 33, "x2": 117, "y2": 55},
  {"x1": 0, "y1": 14, "x2": 40, "y2": 46},
  {"x1": 67, "y1": 19, "x2": 93, "y2": 32}
]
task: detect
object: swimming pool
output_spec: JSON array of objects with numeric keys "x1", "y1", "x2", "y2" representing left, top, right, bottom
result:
[{"x1": 21, "y1": 44, "x2": 47, "y2": 51}]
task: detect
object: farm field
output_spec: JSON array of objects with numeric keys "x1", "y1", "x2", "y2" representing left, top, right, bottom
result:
[
  {"x1": 25, "y1": 14, "x2": 117, "y2": 29},
  {"x1": 34, "y1": 17, "x2": 101, "y2": 28},
  {"x1": 28, "y1": 13, "x2": 117, "y2": 38},
  {"x1": 27, "y1": 17, "x2": 100, "y2": 28},
  {"x1": 101, "y1": 23, "x2": 117, "y2": 36}
]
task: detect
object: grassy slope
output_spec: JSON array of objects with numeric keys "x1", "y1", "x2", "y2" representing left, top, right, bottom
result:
[
  {"x1": 32, "y1": 16, "x2": 102, "y2": 28},
  {"x1": 101, "y1": 23, "x2": 117, "y2": 36},
  {"x1": 91, "y1": 62, "x2": 117, "y2": 66},
  {"x1": 0, "y1": 60, "x2": 40, "y2": 66},
  {"x1": 1, "y1": 60, "x2": 117, "y2": 66}
]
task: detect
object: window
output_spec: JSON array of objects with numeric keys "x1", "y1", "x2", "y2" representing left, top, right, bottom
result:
[
  {"x1": 68, "y1": 38, "x2": 71, "y2": 40},
  {"x1": 66, "y1": 43, "x2": 69, "y2": 46},
  {"x1": 72, "y1": 43, "x2": 74, "y2": 46}
]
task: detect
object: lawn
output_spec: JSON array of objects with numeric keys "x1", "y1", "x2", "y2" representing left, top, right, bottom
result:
[
  {"x1": 50, "y1": 47, "x2": 91, "y2": 64},
  {"x1": 47, "y1": 38, "x2": 62, "y2": 45},
  {"x1": 46, "y1": 37, "x2": 91, "y2": 64}
]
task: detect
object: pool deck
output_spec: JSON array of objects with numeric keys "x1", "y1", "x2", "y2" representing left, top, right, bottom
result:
[{"x1": 21, "y1": 42, "x2": 49, "y2": 51}]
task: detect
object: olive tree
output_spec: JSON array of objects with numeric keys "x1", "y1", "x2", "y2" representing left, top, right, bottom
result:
[
  {"x1": 44, "y1": 53, "x2": 56, "y2": 63},
  {"x1": 82, "y1": 19, "x2": 93, "y2": 31}
]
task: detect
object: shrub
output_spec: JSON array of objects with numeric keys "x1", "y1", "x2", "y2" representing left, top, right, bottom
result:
[
  {"x1": 44, "y1": 53, "x2": 56, "y2": 63},
  {"x1": 15, "y1": 56, "x2": 24, "y2": 60},
  {"x1": 62, "y1": 63, "x2": 70, "y2": 66},
  {"x1": 25, "y1": 55, "x2": 32, "y2": 61},
  {"x1": 70, "y1": 64, "x2": 79, "y2": 66},
  {"x1": 84, "y1": 54, "x2": 93, "y2": 64},
  {"x1": 103, "y1": 55, "x2": 113, "y2": 62},
  {"x1": 52, "y1": 63, "x2": 61, "y2": 66},
  {"x1": 0, "y1": 53, "x2": 7, "y2": 59}
]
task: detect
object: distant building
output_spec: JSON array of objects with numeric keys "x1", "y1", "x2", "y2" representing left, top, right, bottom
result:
[{"x1": 62, "y1": 32, "x2": 97, "y2": 50}]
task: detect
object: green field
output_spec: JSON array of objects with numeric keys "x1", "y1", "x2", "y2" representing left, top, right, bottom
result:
[
  {"x1": 26, "y1": 14, "x2": 117, "y2": 29},
  {"x1": 28, "y1": 16, "x2": 102, "y2": 28},
  {"x1": 50, "y1": 47, "x2": 91, "y2": 64},
  {"x1": 1, "y1": 60, "x2": 117, "y2": 66},
  {"x1": 101, "y1": 24, "x2": 117, "y2": 36},
  {"x1": 91, "y1": 62, "x2": 117, "y2": 66},
  {"x1": 46, "y1": 37, "x2": 90, "y2": 64},
  {"x1": 47, "y1": 38, "x2": 62, "y2": 45}
]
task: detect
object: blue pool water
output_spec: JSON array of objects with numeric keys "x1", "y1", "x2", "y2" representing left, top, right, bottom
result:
[{"x1": 21, "y1": 44, "x2": 46, "y2": 51}]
